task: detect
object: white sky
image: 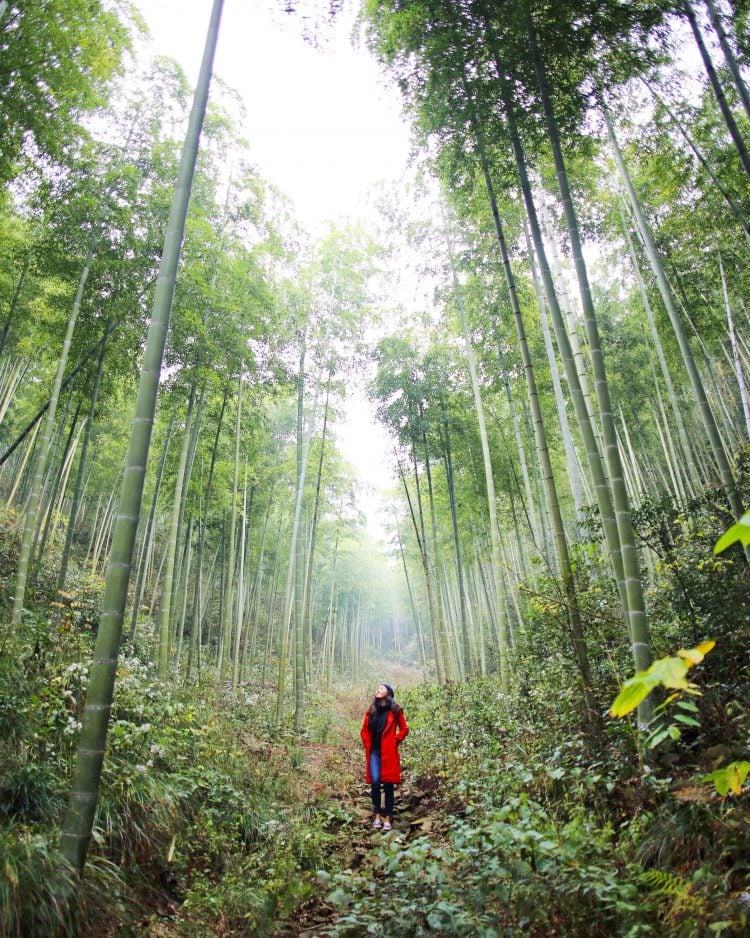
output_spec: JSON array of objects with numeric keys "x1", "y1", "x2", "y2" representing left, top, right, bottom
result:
[
  {"x1": 141, "y1": 0, "x2": 411, "y2": 230},
  {"x1": 140, "y1": 0, "x2": 405, "y2": 536}
]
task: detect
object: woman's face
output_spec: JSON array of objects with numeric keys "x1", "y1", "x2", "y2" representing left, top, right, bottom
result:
[{"x1": 375, "y1": 684, "x2": 389, "y2": 700}]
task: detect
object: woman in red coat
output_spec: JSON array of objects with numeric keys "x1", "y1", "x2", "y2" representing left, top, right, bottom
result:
[{"x1": 360, "y1": 683, "x2": 409, "y2": 831}]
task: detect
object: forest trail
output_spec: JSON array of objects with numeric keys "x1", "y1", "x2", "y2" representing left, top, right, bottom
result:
[{"x1": 273, "y1": 670, "x2": 443, "y2": 936}]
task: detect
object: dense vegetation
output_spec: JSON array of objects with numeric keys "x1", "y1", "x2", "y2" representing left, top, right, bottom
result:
[{"x1": 0, "y1": 0, "x2": 748, "y2": 934}]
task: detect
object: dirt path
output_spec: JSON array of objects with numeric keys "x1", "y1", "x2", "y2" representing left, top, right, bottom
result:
[{"x1": 273, "y1": 686, "x2": 443, "y2": 937}]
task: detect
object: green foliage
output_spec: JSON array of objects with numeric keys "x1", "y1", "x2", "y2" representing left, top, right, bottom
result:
[
  {"x1": 0, "y1": 0, "x2": 134, "y2": 183},
  {"x1": 0, "y1": 607, "x2": 334, "y2": 935},
  {"x1": 610, "y1": 640, "x2": 715, "y2": 718},
  {"x1": 714, "y1": 511, "x2": 750, "y2": 554},
  {"x1": 325, "y1": 798, "x2": 657, "y2": 937},
  {"x1": 0, "y1": 820, "x2": 128, "y2": 938},
  {"x1": 703, "y1": 762, "x2": 750, "y2": 797}
]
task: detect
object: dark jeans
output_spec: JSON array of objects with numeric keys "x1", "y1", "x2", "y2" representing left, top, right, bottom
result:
[{"x1": 369, "y1": 751, "x2": 394, "y2": 817}]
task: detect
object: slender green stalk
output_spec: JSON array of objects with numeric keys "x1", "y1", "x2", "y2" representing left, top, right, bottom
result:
[
  {"x1": 718, "y1": 251, "x2": 750, "y2": 439},
  {"x1": 127, "y1": 406, "x2": 176, "y2": 651},
  {"x1": 158, "y1": 384, "x2": 196, "y2": 679},
  {"x1": 187, "y1": 389, "x2": 227, "y2": 678},
  {"x1": 704, "y1": 0, "x2": 750, "y2": 122},
  {"x1": 0, "y1": 321, "x2": 119, "y2": 469},
  {"x1": 619, "y1": 206, "x2": 699, "y2": 492},
  {"x1": 527, "y1": 17, "x2": 651, "y2": 710},
  {"x1": 443, "y1": 212, "x2": 508, "y2": 690},
  {"x1": 12, "y1": 222, "x2": 104, "y2": 625},
  {"x1": 475, "y1": 151, "x2": 600, "y2": 731},
  {"x1": 683, "y1": 0, "x2": 750, "y2": 182},
  {"x1": 57, "y1": 331, "x2": 108, "y2": 599},
  {"x1": 60, "y1": 0, "x2": 224, "y2": 873},
  {"x1": 0, "y1": 251, "x2": 31, "y2": 359},
  {"x1": 232, "y1": 466, "x2": 249, "y2": 688},
  {"x1": 604, "y1": 101, "x2": 746, "y2": 524},
  {"x1": 220, "y1": 375, "x2": 242, "y2": 678},
  {"x1": 498, "y1": 73, "x2": 628, "y2": 623},
  {"x1": 521, "y1": 216, "x2": 587, "y2": 511}
]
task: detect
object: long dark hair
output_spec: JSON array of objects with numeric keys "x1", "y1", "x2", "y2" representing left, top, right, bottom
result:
[{"x1": 367, "y1": 696, "x2": 401, "y2": 717}]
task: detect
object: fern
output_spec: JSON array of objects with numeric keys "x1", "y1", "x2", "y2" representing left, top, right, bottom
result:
[{"x1": 640, "y1": 869, "x2": 706, "y2": 927}]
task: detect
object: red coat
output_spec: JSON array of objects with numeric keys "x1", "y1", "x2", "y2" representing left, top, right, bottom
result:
[{"x1": 360, "y1": 706, "x2": 409, "y2": 784}]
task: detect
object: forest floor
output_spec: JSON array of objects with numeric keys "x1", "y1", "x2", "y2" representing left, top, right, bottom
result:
[
  {"x1": 144, "y1": 664, "x2": 438, "y2": 937},
  {"x1": 272, "y1": 664, "x2": 442, "y2": 937}
]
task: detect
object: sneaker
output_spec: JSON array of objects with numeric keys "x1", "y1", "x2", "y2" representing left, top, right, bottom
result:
[
  {"x1": 372, "y1": 818, "x2": 383, "y2": 829},
  {"x1": 382, "y1": 821, "x2": 392, "y2": 831}
]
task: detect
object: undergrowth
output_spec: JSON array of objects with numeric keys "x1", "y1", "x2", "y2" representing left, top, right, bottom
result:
[{"x1": 0, "y1": 597, "x2": 338, "y2": 937}]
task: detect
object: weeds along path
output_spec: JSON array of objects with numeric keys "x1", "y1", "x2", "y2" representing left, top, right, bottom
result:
[{"x1": 273, "y1": 684, "x2": 444, "y2": 937}]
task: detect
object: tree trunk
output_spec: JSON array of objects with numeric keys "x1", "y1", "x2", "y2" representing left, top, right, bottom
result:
[
  {"x1": 439, "y1": 397, "x2": 471, "y2": 675},
  {"x1": 604, "y1": 101, "x2": 746, "y2": 525},
  {"x1": 186, "y1": 388, "x2": 227, "y2": 678},
  {"x1": 0, "y1": 321, "x2": 119, "y2": 469},
  {"x1": 397, "y1": 455, "x2": 446, "y2": 684},
  {"x1": 619, "y1": 207, "x2": 699, "y2": 492},
  {"x1": 528, "y1": 17, "x2": 652, "y2": 713},
  {"x1": 683, "y1": 0, "x2": 750, "y2": 183},
  {"x1": 158, "y1": 382, "x2": 196, "y2": 679},
  {"x1": 718, "y1": 250, "x2": 750, "y2": 439},
  {"x1": 12, "y1": 219, "x2": 105, "y2": 624},
  {"x1": 57, "y1": 330, "x2": 109, "y2": 599},
  {"x1": 704, "y1": 0, "x2": 750, "y2": 124},
  {"x1": 497, "y1": 72, "x2": 629, "y2": 625},
  {"x1": 35, "y1": 399, "x2": 82, "y2": 569},
  {"x1": 219, "y1": 375, "x2": 242, "y2": 678},
  {"x1": 126, "y1": 405, "x2": 176, "y2": 651},
  {"x1": 301, "y1": 373, "x2": 331, "y2": 689},
  {"x1": 0, "y1": 250, "x2": 31, "y2": 359},
  {"x1": 476, "y1": 146, "x2": 600, "y2": 731},
  {"x1": 443, "y1": 214, "x2": 509, "y2": 691},
  {"x1": 60, "y1": 0, "x2": 224, "y2": 873},
  {"x1": 522, "y1": 217, "x2": 587, "y2": 512}
]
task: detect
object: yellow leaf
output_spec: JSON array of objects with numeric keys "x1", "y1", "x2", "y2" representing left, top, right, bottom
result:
[{"x1": 677, "y1": 640, "x2": 716, "y2": 667}]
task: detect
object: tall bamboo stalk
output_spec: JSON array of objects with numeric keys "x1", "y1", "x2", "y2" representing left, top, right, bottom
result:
[
  {"x1": 704, "y1": 0, "x2": 750, "y2": 122},
  {"x1": 528, "y1": 17, "x2": 652, "y2": 708},
  {"x1": 158, "y1": 384, "x2": 196, "y2": 678},
  {"x1": 474, "y1": 147, "x2": 600, "y2": 730},
  {"x1": 604, "y1": 102, "x2": 746, "y2": 525},
  {"x1": 718, "y1": 251, "x2": 750, "y2": 440},
  {"x1": 443, "y1": 211, "x2": 509, "y2": 691},
  {"x1": 683, "y1": 0, "x2": 750, "y2": 182},
  {"x1": 60, "y1": 0, "x2": 224, "y2": 873},
  {"x1": 12, "y1": 219, "x2": 106, "y2": 624},
  {"x1": 57, "y1": 331, "x2": 109, "y2": 599}
]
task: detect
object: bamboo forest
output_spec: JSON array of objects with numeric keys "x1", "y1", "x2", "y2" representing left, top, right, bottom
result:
[{"x1": 2, "y1": 0, "x2": 750, "y2": 934}]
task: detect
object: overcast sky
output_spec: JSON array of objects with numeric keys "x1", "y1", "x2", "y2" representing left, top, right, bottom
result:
[
  {"x1": 140, "y1": 0, "x2": 405, "y2": 535},
  {"x1": 141, "y1": 0, "x2": 411, "y2": 230}
]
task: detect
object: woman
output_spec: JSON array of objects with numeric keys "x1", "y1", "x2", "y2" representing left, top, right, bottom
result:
[{"x1": 360, "y1": 683, "x2": 409, "y2": 831}]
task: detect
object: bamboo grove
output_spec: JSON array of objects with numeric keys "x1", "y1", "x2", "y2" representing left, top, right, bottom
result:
[
  {"x1": 361, "y1": 0, "x2": 750, "y2": 722},
  {"x1": 0, "y1": 0, "x2": 748, "y2": 896}
]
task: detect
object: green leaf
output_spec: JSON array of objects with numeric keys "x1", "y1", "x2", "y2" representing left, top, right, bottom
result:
[
  {"x1": 673, "y1": 714, "x2": 700, "y2": 727},
  {"x1": 713, "y1": 512, "x2": 750, "y2": 554},
  {"x1": 610, "y1": 675, "x2": 658, "y2": 717},
  {"x1": 646, "y1": 727, "x2": 671, "y2": 748},
  {"x1": 703, "y1": 761, "x2": 750, "y2": 796}
]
